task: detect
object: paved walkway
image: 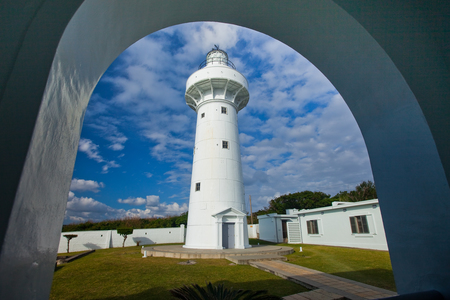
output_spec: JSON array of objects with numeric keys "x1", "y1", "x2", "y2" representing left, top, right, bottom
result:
[{"x1": 250, "y1": 260, "x2": 397, "y2": 300}]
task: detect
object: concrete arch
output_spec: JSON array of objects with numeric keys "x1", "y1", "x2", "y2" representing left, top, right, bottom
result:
[{"x1": 1, "y1": 1, "x2": 449, "y2": 298}]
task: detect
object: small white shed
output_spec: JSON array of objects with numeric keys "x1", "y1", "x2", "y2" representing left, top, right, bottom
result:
[{"x1": 257, "y1": 210, "x2": 301, "y2": 244}]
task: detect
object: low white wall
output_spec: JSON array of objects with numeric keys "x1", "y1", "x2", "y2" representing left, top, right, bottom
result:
[
  {"x1": 247, "y1": 224, "x2": 259, "y2": 238},
  {"x1": 58, "y1": 225, "x2": 186, "y2": 253}
]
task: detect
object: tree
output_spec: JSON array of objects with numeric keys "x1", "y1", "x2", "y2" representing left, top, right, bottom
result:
[
  {"x1": 350, "y1": 180, "x2": 377, "y2": 201},
  {"x1": 117, "y1": 228, "x2": 133, "y2": 247},
  {"x1": 175, "y1": 212, "x2": 188, "y2": 227},
  {"x1": 258, "y1": 191, "x2": 332, "y2": 215},
  {"x1": 170, "y1": 282, "x2": 281, "y2": 300},
  {"x1": 63, "y1": 234, "x2": 78, "y2": 253},
  {"x1": 333, "y1": 181, "x2": 377, "y2": 202}
]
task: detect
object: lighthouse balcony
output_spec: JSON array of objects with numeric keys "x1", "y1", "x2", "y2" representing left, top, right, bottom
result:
[{"x1": 185, "y1": 69, "x2": 249, "y2": 112}]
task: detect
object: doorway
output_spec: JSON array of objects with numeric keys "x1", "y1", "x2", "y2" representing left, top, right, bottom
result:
[
  {"x1": 282, "y1": 220, "x2": 288, "y2": 243},
  {"x1": 222, "y1": 223, "x2": 235, "y2": 249}
]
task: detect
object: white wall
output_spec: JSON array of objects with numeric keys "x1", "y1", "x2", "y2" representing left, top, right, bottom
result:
[
  {"x1": 247, "y1": 224, "x2": 259, "y2": 238},
  {"x1": 58, "y1": 225, "x2": 185, "y2": 253},
  {"x1": 299, "y1": 200, "x2": 388, "y2": 251},
  {"x1": 258, "y1": 215, "x2": 285, "y2": 243},
  {"x1": 258, "y1": 216, "x2": 276, "y2": 242}
]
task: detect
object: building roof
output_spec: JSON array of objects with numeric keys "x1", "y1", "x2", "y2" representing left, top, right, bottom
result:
[
  {"x1": 257, "y1": 199, "x2": 380, "y2": 220},
  {"x1": 295, "y1": 199, "x2": 379, "y2": 215}
]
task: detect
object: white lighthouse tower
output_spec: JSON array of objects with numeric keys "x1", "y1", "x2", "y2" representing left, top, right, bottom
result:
[{"x1": 183, "y1": 47, "x2": 251, "y2": 249}]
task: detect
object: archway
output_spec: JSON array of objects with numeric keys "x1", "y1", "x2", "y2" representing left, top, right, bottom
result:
[{"x1": 1, "y1": 1, "x2": 449, "y2": 299}]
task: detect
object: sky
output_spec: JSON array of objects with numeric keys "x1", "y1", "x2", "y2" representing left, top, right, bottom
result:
[{"x1": 65, "y1": 22, "x2": 373, "y2": 224}]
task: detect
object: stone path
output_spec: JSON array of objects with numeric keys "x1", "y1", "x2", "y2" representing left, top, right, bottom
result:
[{"x1": 250, "y1": 260, "x2": 397, "y2": 300}]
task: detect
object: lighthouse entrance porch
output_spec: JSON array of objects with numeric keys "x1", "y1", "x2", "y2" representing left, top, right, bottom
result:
[{"x1": 212, "y1": 207, "x2": 251, "y2": 249}]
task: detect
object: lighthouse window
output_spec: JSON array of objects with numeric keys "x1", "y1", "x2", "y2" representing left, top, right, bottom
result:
[
  {"x1": 201, "y1": 113, "x2": 205, "y2": 118},
  {"x1": 221, "y1": 107, "x2": 227, "y2": 114},
  {"x1": 222, "y1": 141, "x2": 229, "y2": 149},
  {"x1": 195, "y1": 182, "x2": 201, "y2": 191}
]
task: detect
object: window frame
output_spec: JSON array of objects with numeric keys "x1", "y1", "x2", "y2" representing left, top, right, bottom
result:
[
  {"x1": 221, "y1": 106, "x2": 227, "y2": 114},
  {"x1": 201, "y1": 112, "x2": 205, "y2": 118},
  {"x1": 306, "y1": 220, "x2": 319, "y2": 234},
  {"x1": 195, "y1": 182, "x2": 201, "y2": 191},
  {"x1": 349, "y1": 215, "x2": 370, "y2": 234},
  {"x1": 222, "y1": 140, "x2": 229, "y2": 149}
]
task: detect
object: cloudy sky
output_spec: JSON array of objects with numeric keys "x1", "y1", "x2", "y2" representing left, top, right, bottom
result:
[{"x1": 65, "y1": 22, "x2": 373, "y2": 224}]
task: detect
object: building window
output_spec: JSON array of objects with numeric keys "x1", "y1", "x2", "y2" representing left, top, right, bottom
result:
[
  {"x1": 222, "y1": 140, "x2": 229, "y2": 149},
  {"x1": 307, "y1": 220, "x2": 319, "y2": 234},
  {"x1": 195, "y1": 182, "x2": 200, "y2": 191},
  {"x1": 349, "y1": 215, "x2": 369, "y2": 233},
  {"x1": 201, "y1": 113, "x2": 205, "y2": 118},
  {"x1": 221, "y1": 106, "x2": 227, "y2": 114}
]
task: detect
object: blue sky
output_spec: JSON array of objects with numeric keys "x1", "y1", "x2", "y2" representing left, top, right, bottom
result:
[{"x1": 65, "y1": 22, "x2": 373, "y2": 224}]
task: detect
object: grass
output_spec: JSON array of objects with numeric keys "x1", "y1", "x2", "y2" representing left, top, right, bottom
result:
[
  {"x1": 50, "y1": 245, "x2": 307, "y2": 299},
  {"x1": 51, "y1": 241, "x2": 396, "y2": 299},
  {"x1": 249, "y1": 240, "x2": 396, "y2": 292}
]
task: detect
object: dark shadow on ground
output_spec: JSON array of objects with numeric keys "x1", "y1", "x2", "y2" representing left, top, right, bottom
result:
[
  {"x1": 84, "y1": 243, "x2": 103, "y2": 250},
  {"x1": 94, "y1": 279, "x2": 306, "y2": 300},
  {"x1": 330, "y1": 269, "x2": 396, "y2": 292},
  {"x1": 132, "y1": 237, "x2": 154, "y2": 245},
  {"x1": 54, "y1": 265, "x2": 65, "y2": 272},
  {"x1": 249, "y1": 238, "x2": 277, "y2": 246}
]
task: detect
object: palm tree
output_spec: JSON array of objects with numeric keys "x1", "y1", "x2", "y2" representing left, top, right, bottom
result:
[{"x1": 170, "y1": 282, "x2": 281, "y2": 300}]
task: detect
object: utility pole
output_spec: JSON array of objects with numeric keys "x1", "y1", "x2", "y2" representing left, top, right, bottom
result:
[{"x1": 249, "y1": 195, "x2": 253, "y2": 224}]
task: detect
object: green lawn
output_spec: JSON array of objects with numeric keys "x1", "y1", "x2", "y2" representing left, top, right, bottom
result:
[
  {"x1": 50, "y1": 245, "x2": 307, "y2": 300},
  {"x1": 51, "y1": 241, "x2": 396, "y2": 299},
  {"x1": 280, "y1": 243, "x2": 395, "y2": 291}
]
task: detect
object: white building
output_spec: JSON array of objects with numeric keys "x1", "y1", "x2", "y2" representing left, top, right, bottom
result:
[
  {"x1": 258, "y1": 199, "x2": 388, "y2": 251},
  {"x1": 183, "y1": 48, "x2": 251, "y2": 249}
]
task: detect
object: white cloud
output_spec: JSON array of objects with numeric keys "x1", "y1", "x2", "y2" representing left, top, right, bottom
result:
[
  {"x1": 145, "y1": 201, "x2": 188, "y2": 216},
  {"x1": 65, "y1": 193, "x2": 188, "y2": 224},
  {"x1": 101, "y1": 161, "x2": 120, "y2": 174},
  {"x1": 78, "y1": 139, "x2": 104, "y2": 163},
  {"x1": 86, "y1": 116, "x2": 128, "y2": 151},
  {"x1": 118, "y1": 197, "x2": 147, "y2": 206},
  {"x1": 70, "y1": 179, "x2": 105, "y2": 193},
  {"x1": 116, "y1": 194, "x2": 188, "y2": 216},
  {"x1": 109, "y1": 143, "x2": 124, "y2": 151},
  {"x1": 117, "y1": 195, "x2": 160, "y2": 206},
  {"x1": 78, "y1": 138, "x2": 122, "y2": 174},
  {"x1": 239, "y1": 133, "x2": 254, "y2": 144}
]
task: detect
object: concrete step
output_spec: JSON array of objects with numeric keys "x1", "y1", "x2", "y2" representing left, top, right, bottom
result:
[{"x1": 226, "y1": 254, "x2": 287, "y2": 265}]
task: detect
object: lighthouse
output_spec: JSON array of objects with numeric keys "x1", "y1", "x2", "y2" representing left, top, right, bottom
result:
[{"x1": 183, "y1": 47, "x2": 251, "y2": 249}]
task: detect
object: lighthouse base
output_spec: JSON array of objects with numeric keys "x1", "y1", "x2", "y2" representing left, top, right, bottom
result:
[{"x1": 184, "y1": 207, "x2": 251, "y2": 250}]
